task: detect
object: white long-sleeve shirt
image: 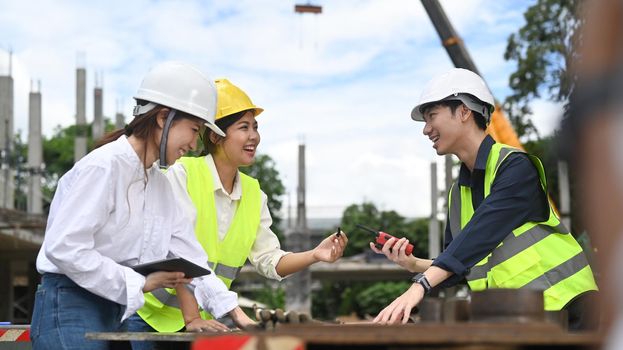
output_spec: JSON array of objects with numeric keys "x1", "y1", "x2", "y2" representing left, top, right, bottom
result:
[
  {"x1": 36, "y1": 136, "x2": 238, "y2": 321},
  {"x1": 166, "y1": 155, "x2": 289, "y2": 280}
]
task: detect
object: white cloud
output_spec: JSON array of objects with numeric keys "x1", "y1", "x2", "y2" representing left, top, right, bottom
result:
[
  {"x1": 1, "y1": 0, "x2": 553, "y2": 219},
  {"x1": 531, "y1": 99, "x2": 564, "y2": 137}
]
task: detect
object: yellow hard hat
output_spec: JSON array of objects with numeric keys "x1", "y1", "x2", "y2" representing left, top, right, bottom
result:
[{"x1": 215, "y1": 78, "x2": 263, "y2": 121}]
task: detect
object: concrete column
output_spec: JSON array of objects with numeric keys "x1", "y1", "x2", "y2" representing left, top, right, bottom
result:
[
  {"x1": 28, "y1": 86, "x2": 43, "y2": 214},
  {"x1": 445, "y1": 155, "x2": 453, "y2": 200},
  {"x1": 93, "y1": 85, "x2": 103, "y2": 140},
  {"x1": 115, "y1": 112, "x2": 125, "y2": 130},
  {"x1": 429, "y1": 162, "x2": 440, "y2": 258},
  {"x1": 558, "y1": 160, "x2": 571, "y2": 229},
  {"x1": 285, "y1": 143, "x2": 311, "y2": 314},
  {"x1": 115, "y1": 99, "x2": 125, "y2": 130},
  {"x1": 0, "y1": 75, "x2": 14, "y2": 209},
  {"x1": 74, "y1": 67, "x2": 87, "y2": 162},
  {"x1": 296, "y1": 144, "x2": 307, "y2": 234}
]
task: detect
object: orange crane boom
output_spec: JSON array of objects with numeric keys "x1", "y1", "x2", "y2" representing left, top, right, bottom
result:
[{"x1": 420, "y1": 0, "x2": 567, "y2": 222}]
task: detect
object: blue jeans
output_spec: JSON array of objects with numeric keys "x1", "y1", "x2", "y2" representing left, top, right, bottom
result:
[
  {"x1": 30, "y1": 273, "x2": 124, "y2": 350},
  {"x1": 124, "y1": 314, "x2": 156, "y2": 350}
]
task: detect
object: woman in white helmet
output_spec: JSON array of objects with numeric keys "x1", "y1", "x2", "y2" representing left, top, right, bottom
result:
[
  {"x1": 372, "y1": 68, "x2": 597, "y2": 330},
  {"x1": 125, "y1": 78, "x2": 348, "y2": 338},
  {"x1": 30, "y1": 62, "x2": 254, "y2": 350}
]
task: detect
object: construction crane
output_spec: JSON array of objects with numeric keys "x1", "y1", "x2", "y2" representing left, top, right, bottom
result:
[
  {"x1": 420, "y1": 0, "x2": 523, "y2": 150},
  {"x1": 420, "y1": 0, "x2": 544, "y2": 259},
  {"x1": 421, "y1": 0, "x2": 570, "y2": 226}
]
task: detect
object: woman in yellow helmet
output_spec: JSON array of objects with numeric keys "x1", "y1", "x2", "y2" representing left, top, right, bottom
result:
[{"x1": 127, "y1": 79, "x2": 348, "y2": 338}]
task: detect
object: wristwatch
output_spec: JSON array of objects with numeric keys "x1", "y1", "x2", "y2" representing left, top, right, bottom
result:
[{"x1": 411, "y1": 273, "x2": 432, "y2": 294}]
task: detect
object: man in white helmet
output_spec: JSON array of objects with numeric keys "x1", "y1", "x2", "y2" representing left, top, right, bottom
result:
[{"x1": 371, "y1": 68, "x2": 598, "y2": 330}]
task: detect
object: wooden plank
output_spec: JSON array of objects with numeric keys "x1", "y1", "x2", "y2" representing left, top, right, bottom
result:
[
  {"x1": 87, "y1": 322, "x2": 603, "y2": 347},
  {"x1": 267, "y1": 323, "x2": 602, "y2": 346}
]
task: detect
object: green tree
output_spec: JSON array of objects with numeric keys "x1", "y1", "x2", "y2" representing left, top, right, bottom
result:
[
  {"x1": 242, "y1": 281, "x2": 285, "y2": 310},
  {"x1": 355, "y1": 281, "x2": 412, "y2": 318},
  {"x1": 339, "y1": 202, "x2": 428, "y2": 257},
  {"x1": 312, "y1": 280, "x2": 407, "y2": 320},
  {"x1": 43, "y1": 124, "x2": 82, "y2": 186},
  {"x1": 504, "y1": 0, "x2": 583, "y2": 140},
  {"x1": 240, "y1": 154, "x2": 285, "y2": 240},
  {"x1": 13, "y1": 121, "x2": 285, "y2": 225},
  {"x1": 10, "y1": 132, "x2": 29, "y2": 211},
  {"x1": 503, "y1": 1, "x2": 588, "y2": 235},
  {"x1": 311, "y1": 202, "x2": 429, "y2": 320},
  {"x1": 339, "y1": 202, "x2": 382, "y2": 256},
  {"x1": 403, "y1": 217, "x2": 430, "y2": 259},
  {"x1": 9, "y1": 128, "x2": 72, "y2": 212}
]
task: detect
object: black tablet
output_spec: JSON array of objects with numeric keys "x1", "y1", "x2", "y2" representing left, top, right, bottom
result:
[{"x1": 131, "y1": 257, "x2": 211, "y2": 278}]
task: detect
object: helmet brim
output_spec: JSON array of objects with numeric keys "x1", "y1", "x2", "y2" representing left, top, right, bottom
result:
[
  {"x1": 205, "y1": 122, "x2": 225, "y2": 137},
  {"x1": 410, "y1": 94, "x2": 494, "y2": 123}
]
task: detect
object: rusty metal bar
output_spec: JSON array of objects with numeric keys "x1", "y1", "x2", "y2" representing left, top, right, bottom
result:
[{"x1": 295, "y1": 4, "x2": 322, "y2": 14}]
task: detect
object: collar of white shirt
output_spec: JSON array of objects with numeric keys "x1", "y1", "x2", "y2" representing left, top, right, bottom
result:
[
  {"x1": 116, "y1": 135, "x2": 160, "y2": 180},
  {"x1": 204, "y1": 154, "x2": 242, "y2": 200}
]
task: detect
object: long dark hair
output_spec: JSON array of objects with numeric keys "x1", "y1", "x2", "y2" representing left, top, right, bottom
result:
[
  {"x1": 201, "y1": 109, "x2": 249, "y2": 155},
  {"x1": 95, "y1": 101, "x2": 203, "y2": 165}
]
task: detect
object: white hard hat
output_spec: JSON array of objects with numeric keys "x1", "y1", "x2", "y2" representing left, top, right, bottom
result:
[
  {"x1": 133, "y1": 61, "x2": 225, "y2": 136},
  {"x1": 411, "y1": 68, "x2": 495, "y2": 123}
]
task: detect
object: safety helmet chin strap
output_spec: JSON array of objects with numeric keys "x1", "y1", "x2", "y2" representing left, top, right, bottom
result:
[{"x1": 159, "y1": 109, "x2": 177, "y2": 169}]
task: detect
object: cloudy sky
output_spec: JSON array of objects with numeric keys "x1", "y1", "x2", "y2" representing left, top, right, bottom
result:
[{"x1": 0, "y1": 0, "x2": 563, "y2": 219}]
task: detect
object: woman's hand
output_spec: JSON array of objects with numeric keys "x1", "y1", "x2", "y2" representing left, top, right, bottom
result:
[
  {"x1": 142, "y1": 271, "x2": 192, "y2": 292},
  {"x1": 373, "y1": 283, "x2": 424, "y2": 324},
  {"x1": 185, "y1": 318, "x2": 230, "y2": 333},
  {"x1": 370, "y1": 237, "x2": 419, "y2": 272},
  {"x1": 229, "y1": 306, "x2": 257, "y2": 330},
  {"x1": 312, "y1": 231, "x2": 348, "y2": 263}
]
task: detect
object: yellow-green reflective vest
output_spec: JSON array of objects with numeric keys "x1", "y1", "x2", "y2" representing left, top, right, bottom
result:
[
  {"x1": 138, "y1": 156, "x2": 261, "y2": 332},
  {"x1": 448, "y1": 143, "x2": 598, "y2": 310}
]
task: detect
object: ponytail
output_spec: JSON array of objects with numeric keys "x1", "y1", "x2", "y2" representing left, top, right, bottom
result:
[
  {"x1": 94, "y1": 129, "x2": 125, "y2": 149},
  {"x1": 93, "y1": 105, "x2": 162, "y2": 150},
  {"x1": 94, "y1": 103, "x2": 206, "y2": 154}
]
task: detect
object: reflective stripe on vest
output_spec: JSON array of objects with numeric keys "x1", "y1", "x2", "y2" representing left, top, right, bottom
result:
[
  {"x1": 468, "y1": 222, "x2": 568, "y2": 280},
  {"x1": 522, "y1": 251, "x2": 589, "y2": 290},
  {"x1": 151, "y1": 288, "x2": 180, "y2": 308},
  {"x1": 208, "y1": 261, "x2": 243, "y2": 281},
  {"x1": 147, "y1": 261, "x2": 243, "y2": 309},
  {"x1": 447, "y1": 143, "x2": 598, "y2": 310},
  {"x1": 138, "y1": 156, "x2": 262, "y2": 332}
]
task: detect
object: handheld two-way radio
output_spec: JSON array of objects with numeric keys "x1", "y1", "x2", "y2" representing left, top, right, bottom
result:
[{"x1": 356, "y1": 224, "x2": 414, "y2": 256}]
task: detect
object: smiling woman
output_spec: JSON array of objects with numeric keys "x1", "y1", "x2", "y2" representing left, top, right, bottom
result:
[
  {"x1": 29, "y1": 62, "x2": 255, "y2": 350},
  {"x1": 125, "y1": 78, "x2": 348, "y2": 344}
]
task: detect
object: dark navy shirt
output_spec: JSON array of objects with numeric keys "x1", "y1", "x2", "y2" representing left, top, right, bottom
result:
[{"x1": 432, "y1": 135, "x2": 549, "y2": 287}]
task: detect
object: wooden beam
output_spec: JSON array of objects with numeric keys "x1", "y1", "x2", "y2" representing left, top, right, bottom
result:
[{"x1": 295, "y1": 4, "x2": 322, "y2": 14}]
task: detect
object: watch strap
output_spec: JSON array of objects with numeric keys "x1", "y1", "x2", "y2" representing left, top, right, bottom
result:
[{"x1": 412, "y1": 273, "x2": 432, "y2": 294}]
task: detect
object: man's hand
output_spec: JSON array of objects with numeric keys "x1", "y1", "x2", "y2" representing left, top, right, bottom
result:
[
  {"x1": 142, "y1": 271, "x2": 192, "y2": 292},
  {"x1": 370, "y1": 237, "x2": 419, "y2": 272},
  {"x1": 373, "y1": 283, "x2": 424, "y2": 324},
  {"x1": 312, "y1": 231, "x2": 348, "y2": 263}
]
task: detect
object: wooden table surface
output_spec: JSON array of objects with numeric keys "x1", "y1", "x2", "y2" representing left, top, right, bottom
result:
[{"x1": 87, "y1": 322, "x2": 604, "y2": 349}]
